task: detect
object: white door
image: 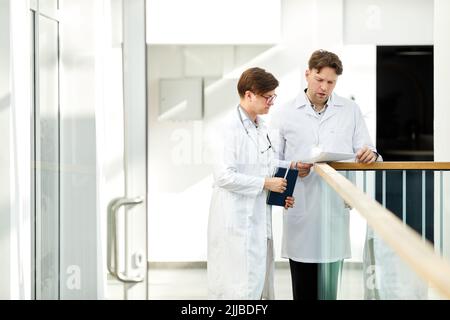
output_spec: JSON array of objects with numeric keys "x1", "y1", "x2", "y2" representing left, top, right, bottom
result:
[{"x1": 32, "y1": 0, "x2": 148, "y2": 299}]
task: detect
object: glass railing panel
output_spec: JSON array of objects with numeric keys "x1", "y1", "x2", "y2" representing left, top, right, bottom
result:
[
  {"x1": 363, "y1": 228, "x2": 444, "y2": 300},
  {"x1": 318, "y1": 168, "x2": 449, "y2": 299},
  {"x1": 375, "y1": 170, "x2": 434, "y2": 242},
  {"x1": 436, "y1": 170, "x2": 450, "y2": 258},
  {"x1": 318, "y1": 172, "x2": 365, "y2": 299}
]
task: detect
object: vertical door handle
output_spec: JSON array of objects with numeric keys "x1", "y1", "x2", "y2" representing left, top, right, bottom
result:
[{"x1": 107, "y1": 196, "x2": 145, "y2": 283}]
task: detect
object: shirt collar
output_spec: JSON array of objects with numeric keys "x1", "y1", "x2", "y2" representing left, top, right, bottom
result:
[
  {"x1": 294, "y1": 90, "x2": 344, "y2": 109},
  {"x1": 238, "y1": 105, "x2": 264, "y2": 129}
]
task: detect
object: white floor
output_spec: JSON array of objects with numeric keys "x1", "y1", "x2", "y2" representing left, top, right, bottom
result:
[
  {"x1": 146, "y1": 264, "x2": 365, "y2": 300},
  {"x1": 107, "y1": 263, "x2": 444, "y2": 300},
  {"x1": 108, "y1": 263, "x2": 363, "y2": 300}
]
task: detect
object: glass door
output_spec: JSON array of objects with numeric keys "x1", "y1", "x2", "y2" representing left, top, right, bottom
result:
[
  {"x1": 31, "y1": 0, "x2": 60, "y2": 300},
  {"x1": 105, "y1": 0, "x2": 148, "y2": 300},
  {"x1": 31, "y1": 0, "x2": 148, "y2": 299}
]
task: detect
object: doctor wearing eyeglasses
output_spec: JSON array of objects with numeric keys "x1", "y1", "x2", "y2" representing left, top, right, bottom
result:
[{"x1": 208, "y1": 67, "x2": 296, "y2": 300}]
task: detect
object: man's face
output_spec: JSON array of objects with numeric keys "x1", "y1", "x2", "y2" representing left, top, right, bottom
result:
[
  {"x1": 249, "y1": 89, "x2": 277, "y2": 115},
  {"x1": 305, "y1": 67, "x2": 338, "y2": 105}
]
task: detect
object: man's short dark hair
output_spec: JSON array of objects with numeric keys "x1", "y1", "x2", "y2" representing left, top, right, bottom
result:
[
  {"x1": 237, "y1": 67, "x2": 279, "y2": 98},
  {"x1": 308, "y1": 50, "x2": 343, "y2": 75}
]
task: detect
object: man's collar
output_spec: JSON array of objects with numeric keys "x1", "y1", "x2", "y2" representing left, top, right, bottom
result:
[
  {"x1": 294, "y1": 90, "x2": 344, "y2": 109},
  {"x1": 238, "y1": 105, "x2": 264, "y2": 128}
]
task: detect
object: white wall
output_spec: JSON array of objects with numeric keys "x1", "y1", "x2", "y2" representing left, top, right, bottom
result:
[
  {"x1": 10, "y1": 0, "x2": 33, "y2": 299},
  {"x1": 344, "y1": 0, "x2": 433, "y2": 45},
  {"x1": 0, "y1": 0, "x2": 33, "y2": 300},
  {"x1": 434, "y1": 1, "x2": 450, "y2": 161},
  {"x1": 433, "y1": 0, "x2": 450, "y2": 258},
  {"x1": 147, "y1": 0, "x2": 281, "y2": 44},
  {"x1": 0, "y1": 0, "x2": 12, "y2": 299}
]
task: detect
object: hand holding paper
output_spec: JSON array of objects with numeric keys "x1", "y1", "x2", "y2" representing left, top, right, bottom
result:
[
  {"x1": 356, "y1": 146, "x2": 377, "y2": 163},
  {"x1": 296, "y1": 162, "x2": 313, "y2": 178},
  {"x1": 301, "y1": 146, "x2": 355, "y2": 164}
]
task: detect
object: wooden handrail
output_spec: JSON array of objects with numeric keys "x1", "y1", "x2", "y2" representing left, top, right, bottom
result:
[
  {"x1": 314, "y1": 163, "x2": 450, "y2": 299},
  {"x1": 328, "y1": 161, "x2": 450, "y2": 170}
]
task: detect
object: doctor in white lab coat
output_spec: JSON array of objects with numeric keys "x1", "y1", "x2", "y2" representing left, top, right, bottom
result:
[
  {"x1": 271, "y1": 50, "x2": 380, "y2": 300},
  {"x1": 207, "y1": 67, "x2": 295, "y2": 300}
]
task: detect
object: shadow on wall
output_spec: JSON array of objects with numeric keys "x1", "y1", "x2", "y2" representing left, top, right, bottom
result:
[{"x1": 148, "y1": 44, "x2": 305, "y2": 193}]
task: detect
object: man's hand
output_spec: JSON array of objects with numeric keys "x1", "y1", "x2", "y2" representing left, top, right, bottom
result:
[
  {"x1": 296, "y1": 162, "x2": 313, "y2": 178},
  {"x1": 284, "y1": 196, "x2": 295, "y2": 209},
  {"x1": 356, "y1": 146, "x2": 377, "y2": 163},
  {"x1": 264, "y1": 177, "x2": 287, "y2": 193}
]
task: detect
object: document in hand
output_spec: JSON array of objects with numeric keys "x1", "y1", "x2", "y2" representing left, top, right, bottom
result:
[
  {"x1": 266, "y1": 167, "x2": 299, "y2": 207},
  {"x1": 302, "y1": 151, "x2": 355, "y2": 164}
]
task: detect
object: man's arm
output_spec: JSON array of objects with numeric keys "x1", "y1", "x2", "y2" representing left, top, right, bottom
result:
[{"x1": 353, "y1": 104, "x2": 380, "y2": 163}]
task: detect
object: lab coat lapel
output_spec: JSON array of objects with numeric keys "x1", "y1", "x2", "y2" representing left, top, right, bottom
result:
[
  {"x1": 320, "y1": 93, "x2": 344, "y2": 123},
  {"x1": 305, "y1": 105, "x2": 317, "y2": 118},
  {"x1": 295, "y1": 92, "x2": 316, "y2": 118},
  {"x1": 320, "y1": 105, "x2": 338, "y2": 123}
]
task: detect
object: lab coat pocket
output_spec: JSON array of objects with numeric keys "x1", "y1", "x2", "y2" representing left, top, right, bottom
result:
[
  {"x1": 329, "y1": 121, "x2": 353, "y2": 136},
  {"x1": 226, "y1": 194, "x2": 251, "y2": 236},
  {"x1": 330, "y1": 129, "x2": 352, "y2": 151}
]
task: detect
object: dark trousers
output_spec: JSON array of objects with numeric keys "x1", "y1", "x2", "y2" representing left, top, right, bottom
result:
[{"x1": 289, "y1": 259, "x2": 343, "y2": 300}]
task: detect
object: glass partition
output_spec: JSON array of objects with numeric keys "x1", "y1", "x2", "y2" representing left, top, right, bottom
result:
[
  {"x1": 318, "y1": 168, "x2": 449, "y2": 299},
  {"x1": 34, "y1": 11, "x2": 60, "y2": 300},
  {"x1": 39, "y1": 0, "x2": 58, "y2": 18}
]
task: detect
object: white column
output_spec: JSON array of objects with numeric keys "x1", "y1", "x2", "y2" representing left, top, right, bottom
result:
[
  {"x1": 434, "y1": 1, "x2": 450, "y2": 161},
  {"x1": 0, "y1": 0, "x2": 11, "y2": 299},
  {"x1": 10, "y1": 0, "x2": 33, "y2": 300},
  {"x1": 434, "y1": 0, "x2": 450, "y2": 259}
]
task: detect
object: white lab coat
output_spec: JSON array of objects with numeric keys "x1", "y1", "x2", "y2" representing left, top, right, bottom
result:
[
  {"x1": 271, "y1": 92, "x2": 377, "y2": 262},
  {"x1": 207, "y1": 107, "x2": 290, "y2": 299}
]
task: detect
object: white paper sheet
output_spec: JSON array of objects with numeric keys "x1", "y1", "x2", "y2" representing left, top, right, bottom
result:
[{"x1": 301, "y1": 151, "x2": 355, "y2": 164}]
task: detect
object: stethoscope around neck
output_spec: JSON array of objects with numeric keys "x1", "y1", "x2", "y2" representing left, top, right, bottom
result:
[{"x1": 237, "y1": 105, "x2": 274, "y2": 154}]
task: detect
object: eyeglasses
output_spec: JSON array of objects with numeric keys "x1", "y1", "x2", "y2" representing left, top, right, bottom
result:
[{"x1": 257, "y1": 93, "x2": 277, "y2": 104}]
